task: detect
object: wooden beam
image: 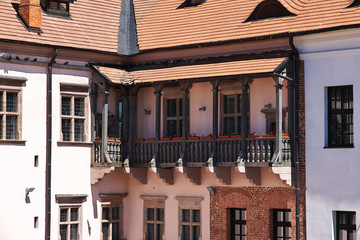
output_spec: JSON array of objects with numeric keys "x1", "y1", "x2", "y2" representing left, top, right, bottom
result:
[
  {"x1": 210, "y1": 80, "x2": 221, "y2": 162},
  {"x1": 240, "y1": 78, "x2": 250, "y2": 161}
]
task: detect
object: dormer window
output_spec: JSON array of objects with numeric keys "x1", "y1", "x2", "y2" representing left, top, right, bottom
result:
[
  {"x1": 178, "y1": 0, "x2": 206, "y2": 8},
  {"x1": 347, "y1": 0, "x2": 360, "y2": 8},
  {"x1": 40, "y1": 0, "x2": 75, "y2": 17},
  {"x1": 245, "y1": 0, "x2": 295, "y2": 22}
]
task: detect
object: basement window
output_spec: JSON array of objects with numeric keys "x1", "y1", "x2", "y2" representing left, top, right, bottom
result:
[
  {"x1": 40, "y1": 0, "x2": 75, "y2": 17},
  {"x1": 245, "y1": 0, "x2": 295, "y2": 22}
]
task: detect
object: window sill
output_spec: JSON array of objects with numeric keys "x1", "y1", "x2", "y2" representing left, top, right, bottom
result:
[
  {"x1": 323, "y1": 145, "x2": 354, "y2": 149},
  {"x1": 0, "y1": 140, "x2": 26, "y2": 145},
  {"x1": 57, "y1": 141, "x2": 93, "y2": 147}
]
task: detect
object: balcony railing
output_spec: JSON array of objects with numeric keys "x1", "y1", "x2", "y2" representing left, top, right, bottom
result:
[{"x1": 92, "y1": 137, "x2": 291, "y2": 167}]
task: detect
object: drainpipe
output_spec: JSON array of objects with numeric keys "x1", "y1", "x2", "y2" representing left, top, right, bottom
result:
[
  {"x1": 289, "y1": 36, "x2": 300, "y2": 240},
  {"x1": 45, "y1": 48, "x2": 58, "y2": 240}
]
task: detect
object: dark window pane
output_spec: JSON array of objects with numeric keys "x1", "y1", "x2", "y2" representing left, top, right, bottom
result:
[
  {"x1": 74, "y1": 98, "x2": 84, "y2": 117},
  {"x1": 60, "y1": 209, "x2": 68, "y2": 222},
  {"x1": 112, "y1": 207, "x2": 120, "y2": 220},
  {"x1": 60, "y1": 225, "x2": 67, "y2": 240},
  {"x1": 0, "y1": 91, "x2": 3, "y2": 111},
  {"x1": 225, "y1": 95, "x2": 235, "y2": 114},
  {"x1": 146, "y1": 223, "x2": 154, "y2": 240},
  {"x1": 147, "y1": 208, "x2": 154, "y2": 220},
  {"x1": 182, "y1": 225, "x2": 190, "y2": 240},
  {"x1": 70, "y1": 224, "x2": 78, "y2": 240},
  {"x1": 182, "y1": 209, "x2": 190, "y2": 222},
  {"x1": 62, "y1": 97, "x2": 71, "y2": 115},
  {"x1": 62, "y1": 119, "x2": 71, "y2": 141},
  {"x1": 102, "y1": 223, "x2": 109, "y2": 240},
  {"x1": 224, "y1": 117, "x2": 235, "y2": 135},
  {"x1": 0, "y1": 115, "x2": 2, "y2": 139},
  {"x1": 237, "y1": 94, "x2": 242, "y2": 113},
  {"x1": 157, "y1": 208, "x2": 164, "y2": 221},
  {"x1": 156, "y1": 223, "x2": 164, "y2": 240},
  {"x1": 193, "y1": 210, "x2": 200, "y2": 223},
  {"x1": 74, "y1": 119, "x2": 84, "y2": 142},
  {"x1": 102, "y1": 207, "x2": 109, "y2": 220},
  {"x1": 70, "y1": 208, "x2": 78, "y2": 221},
  {"x1": 179, "y1": 98, "x2": 183, "y2": 117},
  {"x1": 6, "y1": 92, "x2": 17, "y2": 112},
  {"x1": 112, "y1": 222, "x2": 119, "y2": 240},
  {"x1": 6, "y1": 116, "x2": 16, "y2": 139},
  {"x1": 192, "y1": 225, "x2": 200, "y2": 240},
  {"x1": 118, "y1": 122, "x2": 123, "y2": 139},
  {"x1": 167, "y1": 120, "x2": 177, "y2": 137},
  {"x1": 167, "y1": 99, "x2": 177, "y2": 117}
]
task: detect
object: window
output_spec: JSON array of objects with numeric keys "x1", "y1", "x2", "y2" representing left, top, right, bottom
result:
[
  {"x1": 145, "y1": 207, "x2": 164, "y2": 240},
  {"x1": 176, "y1": 197, "x2": 203, "y2": 240},
  {"x1": 0, "y1": 91, "x2": 20, "y2": 139},
  {"x1": 164, "y1": 98, "x2": 183, "y2": 137},
  {"x1": 273, "y1": 209, "x2": 291, "y2": 240},
  {"x1": 40, "y1": 0, "x2": 73, "y2": 16},
  {"x1": 327, "y1": 86, "x2": 353, "y2": 147},
  {"x1": 100, "y1": 194, "x2": 126, "y2": 240},
  {"x1": 61, "y1": 96, "x2": 86, "y2": 141},
  {"x1": 230, "y1": 208, "x2": 246, "y2": 240},
  {"x1": 221, "y1": 93, "x2": 249, "y2": 135},
  {"x1": 245, "y1": 0, "x2": 295, "y2": 22},
  {"x1": 56, "y1": 194, "x2": 87, "y2": 240},
  {"x1": 141, "y1": 196, "x2": 166, "y2": 240},
  {"x1": 336, "y1": 211, "x2": 356, "y2": 240},
  {"x1": 59, "y1": 205, "x2": 81, "y2": 240}
]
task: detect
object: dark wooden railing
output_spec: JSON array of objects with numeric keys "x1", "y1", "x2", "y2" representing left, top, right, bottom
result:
[{"x1": 92, "y1": 137, "x2": 291, "y2": 167}]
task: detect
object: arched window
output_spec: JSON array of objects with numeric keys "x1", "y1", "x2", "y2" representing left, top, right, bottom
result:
[{"x1": 245, "y1": 0, "x2": 295, "y2": 22}]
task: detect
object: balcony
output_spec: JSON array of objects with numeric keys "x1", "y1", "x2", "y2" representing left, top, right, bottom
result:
[{"x1": 92, "y1": 136, "x2": 291, "y2": 168}]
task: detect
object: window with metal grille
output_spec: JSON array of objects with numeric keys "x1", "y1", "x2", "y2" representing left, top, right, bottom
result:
[
  {"x1": 273, "y1": 209, "x2": 291, "y2": 240},
  {"x1": 336, "y1": 211, "x2": 356, "y2": 240},
  {"x1": 59, "y1": 206, "x2": 80, "y2": 240},
  {"x1": 327, "y1": 86, "x2": 353, "y2": 147},
  {"x1": 0, "y1": 91, "x2": 19, "y2": 140},
  {"x1": 164, "y1": 98, "x2": 183, "y2": 138},
  {"x1": 230, "y1": 208, "x2": 246, "y2": 240},
  {"x1": 145, "y1": 207, "x2": 164, "y2": 240},
  {"x1": 61, "y1": 95, "x2": 86, "y2": 142}
]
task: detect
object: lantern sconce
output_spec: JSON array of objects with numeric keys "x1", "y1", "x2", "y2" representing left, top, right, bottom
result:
[
  {"x1": 144, "y1": 109, "x2": 151, "y2": 115},
  {"x1": 198, "y1": 106, "x2": 206, "y2": 111}
]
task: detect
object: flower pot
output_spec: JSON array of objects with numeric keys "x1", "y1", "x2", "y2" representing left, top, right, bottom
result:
[
  {"x1": 144, "y1": 138, "x2": 155, "y2": 141},
  {"x1": 134, "y1": 138, "x2": 144, "y2": 142},
  {"x1": 188, "y1": 136, "x2": 200, "y2": 140},
  {"x1": 218, "y1": 135, "x2": 229, "y2": 139},
  {"x1": 248, "y1": 135, "x2": 261, "y2": 138},
  {"x1": 230, "y1": 135, "x2": 241, "y2": 138},
  {"x1": 172, "y1": 137, "x2": 182, "y2": 140},
  {"x1": 262, "y1": 134, "x2": 275, "y2": 138},
  {"x1": 200, "y1": 136, "x2": 212, "y2": 139},
  {"x1": 161, "y1": 137, "x2": 171, "y2": 141}
]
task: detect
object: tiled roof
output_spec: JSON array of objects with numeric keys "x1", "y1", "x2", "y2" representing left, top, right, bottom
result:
[
  {"x1": 0, "y1": 0, "x2": 359, "y2": 53},
  {"x1": 96, "y1": 57, "x2": 286, "y2": 84},
  {"x1": 0, "y1": 0, "x2": 122, "y2": 53}
]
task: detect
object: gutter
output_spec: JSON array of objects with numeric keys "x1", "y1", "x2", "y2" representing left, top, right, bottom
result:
[
  {"x1": 45, "y1": 48, "x2": 58, "y2": 240},
  {"x1": 289, "y1": 36, "x2": 300, "y2": 240}
]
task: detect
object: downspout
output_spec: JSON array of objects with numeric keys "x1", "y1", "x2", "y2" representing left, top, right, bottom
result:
[
  {"x1": 45, "y1": 48, "x2": 58, "y2": 240},
  {"x1": 289, "y1": 36, "x2": 300, "y2": 240}
]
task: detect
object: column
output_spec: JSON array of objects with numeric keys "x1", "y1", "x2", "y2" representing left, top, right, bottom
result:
[
  {"x1": 210, "y1": 80, "x2": 220, "y2": 161},
  {"x1": 241, "y1": 78, "x2": 250, "y2": 158},
  {"x1": 274, "y1": 76, "x2": 284, "y2": 162},
  {"x1": 101, "y1": 87, "x2": 109, "y2": 163}
]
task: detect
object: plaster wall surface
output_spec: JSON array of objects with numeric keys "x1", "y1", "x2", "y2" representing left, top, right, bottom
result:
[{"x1": 296, "y1": 31, "x2": 360, "y2": 240}]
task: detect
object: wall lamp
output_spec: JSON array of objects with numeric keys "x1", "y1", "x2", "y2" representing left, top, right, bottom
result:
[
  {"x1": 199, "y1": 106, "x2": 206, "y2": 111},
  {"x1": 206, "y1": 186, "x2": 216, "y2": 195},
  {"x1": 26, "y1": 187, "x2": 35, "y2": 197},
  {"x1": 144, "y1": 109, "x2": 151, "y2": 115}
]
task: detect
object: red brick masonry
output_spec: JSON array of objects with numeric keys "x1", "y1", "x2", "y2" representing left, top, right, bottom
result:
[{"x1": 210, "y1": 186, "x2": 296, "y2": 240}]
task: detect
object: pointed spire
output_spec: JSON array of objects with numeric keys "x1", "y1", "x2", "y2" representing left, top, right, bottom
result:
[{"x1": 118, "y1": 0, "x2": 139, "y2": 55}]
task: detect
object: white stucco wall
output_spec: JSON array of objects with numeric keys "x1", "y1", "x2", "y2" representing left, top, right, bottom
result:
[{"x1": 296, "y1": 29, "x2": 360, "y2": 240}]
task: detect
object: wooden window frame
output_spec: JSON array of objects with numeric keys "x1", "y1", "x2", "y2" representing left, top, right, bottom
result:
[
  {"x1": 176, "y1": 197, "x2": 203, "y2": 240},
  {"x1": 0, "y1": 76, "x2": 26, "y2": 142},
  {"x1": 163, "y1": 87, "x2": 184, "y2": 138},
  {"x1": 327, "y1": 85, "x2": 354, "y2": 147},
  {"x1": 273, "y1": 209, "x2": 291, "y2": 240},
  {"x1": 58, "y1": 204, "x2": 82, "y2": 240},
  {"x1": 100, "y1": 194, "x2": 126, "y2": 240},
  {"x1": 230, "y1": 208, "x2": 246, "y2": 240},
  {"x1": 336, "y1": 211, "x2": 356, "y2": 240},
  {"x1": 60, "y1": 84, "x2": 89, "y2": 143},
  {"x1": 140, "y1": 196, "x2": 167, "y2": 240},
  {"x1": 42, "y1": 0, "x2": 71, "y2": 17}
]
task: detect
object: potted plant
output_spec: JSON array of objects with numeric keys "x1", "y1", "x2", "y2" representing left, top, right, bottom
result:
[
  {"x1": 262, "y1": 132, "x2": 275, "y2": 138},
  {"x1": 218, "y1": 133, "x2": 229, "y2": 139},
  {"x1": 144, "y1": 138, "x2": 155, "y2": 141},
  {"x1": 134, "y1": 138, "x2": 144, "y2": 142},
  {"x1": 230, "y1": 132, "x2": 241, "y2": 138},
  {"x1": 188, "y1": 133, "x2": 199, "y2": 140},
  {"x1": 160, "y1": 137, "x2": 171, "y2": 141},
  {"x1": 172, "y1": 134, "x2": 182, "y2": 140},
  {"x1": 200, "y1": 134, "x2": 212, "y2": 139}
]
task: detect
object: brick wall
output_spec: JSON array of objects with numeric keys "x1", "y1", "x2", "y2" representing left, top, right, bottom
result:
[
  {"x1": 210, "y1": 186, "x2": 296, "y2": 240},
  {"x1": 19, "y1": 0, "x2": 42, "y2": 29}
]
